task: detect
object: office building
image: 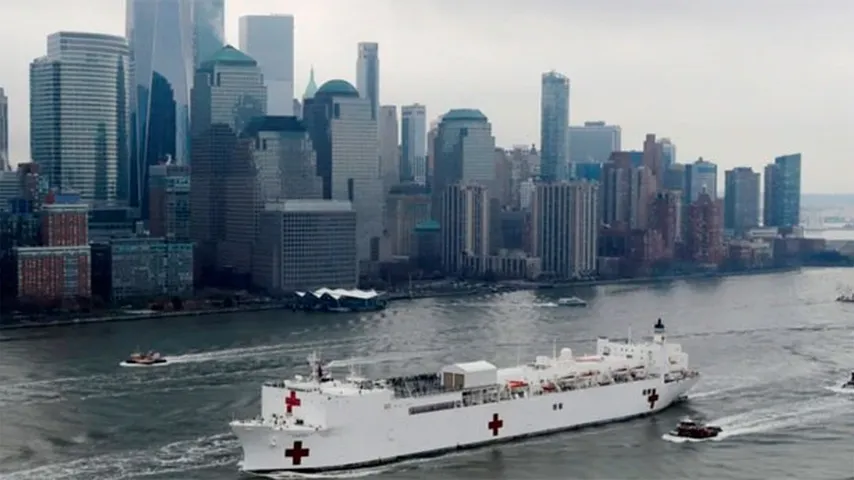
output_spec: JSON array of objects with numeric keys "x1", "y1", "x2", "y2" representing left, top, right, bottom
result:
[
  {"x1": 148, "y1": 163, "x2": 190, "y2": 240},
  {"x1": 218, "y1": 116, "x2": 321, "y2": 283},
  {"x1": 763, "y1": 153, "x2": 802, "y2": 228},
  {"x1": 642, "y1": 134, "x2": 665, "y2": 190},
  {"x1": 685, "y1": 158, "x2": 718, "y2": 203},
  {"x1": 724, "y1": 167, "x2": 760, "y2": 234},
  {"x1": 238, "y1": 14, "x2": 295, "y2": 115},
  {"x1": 540, "y1": 71, "x2": 570, "y2": 181},
  {"x1": 0, "y1": 87, "x2": 7, "y2": 171},
  {"x1": 302, "y1": 80, "x2": 383, "y2": 261},
  {"x1": 658, "y1": 138, "x2": 676, "y2": 169},
  {"x1": 30, "y1": 32, "x2": 130, "y2": 205},
  {"x1": 401, "y1": 104, "x2": 427, "y2": 183},
  {"x1": 356, "y1": 42, "x2": 379, "y2": 120},
  {"x1": 386, "y1": 183, "x2": 431, "y2": 257},
  {"x1": 190, "y1": 45, "x2": 266, "y2": 277},
  {"x1": 568, "y1": 121, "x2": 621, "y2": 165},
  {"x1": 685, "y1": 192, "x2": 724, "y2": 265},
  {"x1": 91, "y1": 237, "x2": 193, "y2": 302},
  {"x1": 126, "y1": 0, "x2": 194, "y2": 213},
  {"x1": 531, "y1": 181, "x2": 598, "y2": 279},
  {"x1": 193, "y1": 0, "x2": 225, "y2": 68},
  {"x1": 253, "y1": 200, "x2": 358, "y2": 293},
  {"x1": 378, "y1": 105, "x2": 399, "y2": 191},
  {"x1": 440, "y1": 183, "x2": 490, "y2": 273},
  {"x1": 432, "y1": 109, "x2": 496, "y2": 201}
]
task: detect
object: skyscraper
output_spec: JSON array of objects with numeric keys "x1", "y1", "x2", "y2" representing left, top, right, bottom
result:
[
  {"x1": 658, "y1": 138, "x2": 676, "y2": 169},
  {"x1": 192, "y1": 0, "x2": 225, "y2": 68},
  {"x1": 440, "y1": 183, "x2": 490, "y2": 273},
  {"x1": 302, "y1": 80, "x2": 383, "y2": 261},
  {"x1": 378, "y1": 105, "x2": 399, "y2": 191},
  {"x1": 724, "y1": 167, "x2": 760, "y2": 234},
  {"x1": 568, "y1": 121, "x2": 621, "y2": 165},
  {"x1": 401, "y1": 104, "x2": 426, "y2": 183},
  {"x1": 0, "y1": 87, "x2": 8, "y2": 171},
  {"x1": 356, "y1": 42, "x2": 379, "y2": 120},
  {"x1": 432, "y1": 109, "x2": 496, "y2": 199},
  {"x1": 126, "y1": 0, "x2": 194, "y2": 212},
  {"x1": 190, "y1": 46, "x2": 267, "y2": 279},
  {"x1": 531, "y1": 181, "x2": 599, "y2": 279},
  {"x1": 685, "y1": 158, "x2": 718, "y2": 203},
  {"x1": 238, "y1": 14, "x2": 295, "y2": 115},
  {"x1": 763, "y1": 153, "x2": 801, "y2": 228},
  {"x1": 30, "y1": 32, "x2": 130, "y2": 205},
  {"x1": 540, "y1": 71, "x2": 570, "y2": 181}
]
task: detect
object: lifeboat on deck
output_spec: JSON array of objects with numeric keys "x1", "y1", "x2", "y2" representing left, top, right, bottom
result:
[{"x1": 507, "y1": 380, "x2": 528, "y2": 389}]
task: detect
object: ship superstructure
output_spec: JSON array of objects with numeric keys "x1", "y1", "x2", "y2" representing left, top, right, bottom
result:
[{"x1": 230, "y1": 319, "x2": 699, "y2": 473}]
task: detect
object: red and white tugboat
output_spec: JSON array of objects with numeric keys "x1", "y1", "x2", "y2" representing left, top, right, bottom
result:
[
  {"x1": 668, "y1": 417, "x2": 722, "y2": 440},
  {"x1": 121, "y1": 351, "x2": 168, "y2": 367}
]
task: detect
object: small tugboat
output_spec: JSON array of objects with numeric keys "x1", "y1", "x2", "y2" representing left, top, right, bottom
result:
[
  {"x1": 668, "y1": 417, "x2": 722, "y2": 440},
  {"x1": 557, "y1": 296, "x2": 587, "y2": 307},
  {"x1": 836, "y1": 293, "x2": 854, "y2": 303},
  {"x1": 121, "y1": 351, "x2": 168, "y2": 367}
]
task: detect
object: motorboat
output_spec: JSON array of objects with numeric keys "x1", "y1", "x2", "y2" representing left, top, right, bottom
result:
[
  {"x1": 836, "y1": 293, "x2": 854, "y2": 303},
  {"x1": 122, "y1": 351, "x2": 167, "y2": 366},
  {"x1": 557, "y1": 296, "x2": 587, "y2": 307},
  {"x1": 841, "y1": 371, "x2": 854, "y2": 389},
  {"x1": 668, "y1": 417, "x2": 722, "y2": 440}
]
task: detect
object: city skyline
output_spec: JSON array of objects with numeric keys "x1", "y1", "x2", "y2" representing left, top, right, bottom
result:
[{"x1": 0, "y1": 0, "x2": 851, "y2": 192}]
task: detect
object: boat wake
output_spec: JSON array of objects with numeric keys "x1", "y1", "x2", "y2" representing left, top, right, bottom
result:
[
  {"x1": 0, "y1": 433, "x2": 238, "y2": 480},
  {"x1": 824, "y1": 385, "x2": 854, "y2": 395},
  {"x1": 118, "y1": 360, "x2": 171, "y2": 368},
  {"x1": 663, "y1": 396, "x2": 854, "y2": 444}
]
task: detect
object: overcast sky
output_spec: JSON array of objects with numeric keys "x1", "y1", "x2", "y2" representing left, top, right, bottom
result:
[{"x1": 0, "y1": 0, "x2": 851, "y2": 193}]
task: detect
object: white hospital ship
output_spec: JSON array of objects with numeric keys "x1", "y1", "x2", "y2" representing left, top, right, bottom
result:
[{"x1": 230, "y1": 319, "x2": 700, "y2": 473}]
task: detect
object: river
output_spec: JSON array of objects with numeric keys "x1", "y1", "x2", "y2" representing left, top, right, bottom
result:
[{"x1": 1, "y1": 268, "x2": 853, "y2": 479}]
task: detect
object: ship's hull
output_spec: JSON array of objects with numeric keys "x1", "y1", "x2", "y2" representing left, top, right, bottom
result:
[{"x1": 232, "y1": 375, "x2": 699, "y2": 473}]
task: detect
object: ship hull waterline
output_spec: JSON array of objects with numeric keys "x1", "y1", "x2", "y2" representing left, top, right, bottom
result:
[{"x1": 233, "y1": 375, "x2": 699, "y2": 474}]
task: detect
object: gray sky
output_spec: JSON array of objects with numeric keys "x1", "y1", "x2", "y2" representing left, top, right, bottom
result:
[{"x1": 1, "y1": 0, "x2": 851, "y2": 193}]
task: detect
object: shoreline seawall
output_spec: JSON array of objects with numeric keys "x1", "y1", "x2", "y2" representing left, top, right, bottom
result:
[{"x1": 0, "y1": 267, "x2": 802, "y2": 331}]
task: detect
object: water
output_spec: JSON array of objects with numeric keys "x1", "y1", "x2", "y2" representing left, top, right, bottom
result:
[{"x1": 1, "y1": 268, "x2": 853, "y2": 479}]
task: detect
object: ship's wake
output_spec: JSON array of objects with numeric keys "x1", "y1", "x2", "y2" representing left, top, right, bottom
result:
[
  {"x1": 662, "y1": 396, "x2": 854, "y2": 444},
  {"x1": 824, "y1": 385, "x2": 854, "y2": 395},
  {"x1": 0, "y1": 433, "x2": 238, "y2": 480}
]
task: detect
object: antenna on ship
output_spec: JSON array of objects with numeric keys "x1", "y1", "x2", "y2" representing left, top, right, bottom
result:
[
  {"x1": 552, "y1": 339, "x2": 557, "y2": 361},
  {"x1": 627, "y1": 327, "x2": 632, "y2": 344}
]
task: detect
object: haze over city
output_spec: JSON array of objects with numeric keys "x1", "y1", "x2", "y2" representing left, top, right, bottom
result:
[{"x1": 1, "y1": 0, "x2": 851, "y2": 193}]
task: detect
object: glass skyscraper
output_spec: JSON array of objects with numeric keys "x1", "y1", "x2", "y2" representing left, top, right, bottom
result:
[
  {"x1": 356, "y1": 43, "x2": 380, "y2": 121},
  {"x1": 30, "y1": 32, "x2": 130, "y2": 205},
  {"x1": 540, "y1": 71, "x2": 570, "y2": 181},
  {"x1": 127, "y1": 0, "x2": 223, "y2": 215}
]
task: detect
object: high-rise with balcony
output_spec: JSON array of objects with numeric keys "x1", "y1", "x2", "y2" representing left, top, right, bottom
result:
[
  {"x1": 724, "y1": 167, "x2": 760, "y2": 234},
  {"x1": 440, "y1": 183, "x2": 490, "y2": 273},
  {"x1": 127, "y1": 0, "x2": 194, "y2": 213},
  {"x1": 539, "y1": 71, "x2": 570, "y2": 181},
  {"x1": 238, "y1": 14, "x2": 295, "y2": 115},
  {"x1": 30, "y1": 32, "x2": 130, "y2": 205},
  {"x1": 192, "y1": 0, "x2": 225, "y2": 69},
  {"x1": 568, "y1": 121, "x2": 621, "y2": 165},
  {"x1": 0, "y1": 87, "x2": 7, "y2": 171},
  {"x1": 531, "y1": 181, "x2": 598, "y2": 279},
  {"x1": 763, "y1": 153, "x2": 801, "y2": 228},
  {"x1": 356, "y1": 42, "x2": 379, "y2": 120},
  {"x1": 401, "y1": 104, "x2": 427, "y2": 184}
]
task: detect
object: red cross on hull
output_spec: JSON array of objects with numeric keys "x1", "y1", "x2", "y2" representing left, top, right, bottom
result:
[
  {"x1": 646, "y1": 389, "x2": 659, "y2": 409},
  {"x1": 488, "y1": 413, "x2": 504, "y2": 436},
  {"x1": 285, "y1": 440, "x2": 310, "y2": 465},
  {"x1": 285, "y1": 390, "x2": 302, "y2": 414}
]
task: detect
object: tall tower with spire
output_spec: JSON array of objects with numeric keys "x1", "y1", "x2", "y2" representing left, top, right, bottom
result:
[{"x1": 303, "y1": 67, "x2": 318, "y2": 100}]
